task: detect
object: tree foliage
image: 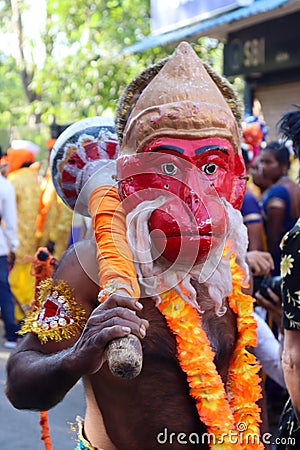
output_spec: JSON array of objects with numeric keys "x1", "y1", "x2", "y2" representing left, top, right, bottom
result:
[{"x1": 0, "y1": 0, "x2": 223, "y2": 132}]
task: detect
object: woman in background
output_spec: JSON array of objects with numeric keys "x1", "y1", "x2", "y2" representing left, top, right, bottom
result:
[{"x1": 259, "y1": 142, "x2": 300, "y2": 275}]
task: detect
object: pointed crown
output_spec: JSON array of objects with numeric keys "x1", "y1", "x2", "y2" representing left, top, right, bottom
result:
[{"x1": 116, "y1": 42, "x2": 242, "y2": 155}]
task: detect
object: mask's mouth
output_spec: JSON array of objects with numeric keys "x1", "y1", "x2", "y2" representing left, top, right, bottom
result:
[
  {"x1": 149, "y1": 218, "x2": 224, "y2": 240},
  {"x1": 165, "y1": 232, "x2": 212, "y2": 236},
  {"x1": 151, "y1": 231, "x2": 212, "y2": 238},
  {"x1": 149, "y1": 232, "x2": 222, "y2": 266}
]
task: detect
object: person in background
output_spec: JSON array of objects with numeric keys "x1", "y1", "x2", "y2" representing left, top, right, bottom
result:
[
  {"x1": 242, "y1": 115, "x2": 268, "y2": 164},
  {"x1": 0, "y1": 163, "x2": 20, "y2": 348},
  {"x1": 244, "y1": 242, "x2": 284, "y2": 391},
  {"x1": 242, "y1": 146, "x2": 285, "y2": 430},
  {"x1": 241, "y1": 190, "x2": 265, "y2": 251},
  {"x1": 249, "y1": 153, "x2": 272, "y2": 199},
  {"x1": 253, "y1": 308, "x2": 285, "y2": 390},
  {"x1": 252, "y1": 143, "x2": 296, "y2": 429},
  {"x1": 241, "y1": 146, "x2": 275, "y2": 306},
  {"x1": 243, "y1": 223, "x2": 284, "y2": 413},
  {"x1": 6, "y1": 141, "x2": 41, "y2": 322},
  {"x1": 242, "y1": 149, "x2": 273, "y2": 254},
  {"x1": 241, "y1": 147, "x2": 266, "y2": 251},
  {"x1": 273, "y1": 104, "x2": 300, "y2": 449},
  {"x1": 259, "y1": 141, "x2": 300, "y2": 275}
]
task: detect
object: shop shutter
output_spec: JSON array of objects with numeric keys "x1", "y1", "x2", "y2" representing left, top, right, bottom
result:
[{"x1": 254, "y1": 81, "x2": 300, "y2": 141}]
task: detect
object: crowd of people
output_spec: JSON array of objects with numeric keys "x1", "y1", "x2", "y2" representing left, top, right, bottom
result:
[
  {"x1": 1, "y1": 42, "x2": 300, "y2": 449},
  {"x1": 241, "y1": 108, "x2": 300, "y2": 442}
]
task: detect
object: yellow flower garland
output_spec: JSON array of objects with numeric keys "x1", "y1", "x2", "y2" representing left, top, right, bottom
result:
[{"x1": 158, "y1": 253, "x2": 263, "y2": 450}]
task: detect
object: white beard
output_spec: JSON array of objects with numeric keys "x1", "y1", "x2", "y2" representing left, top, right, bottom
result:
[{"x1": 126, "y1": 196, "x2": 249, "y2": 316}]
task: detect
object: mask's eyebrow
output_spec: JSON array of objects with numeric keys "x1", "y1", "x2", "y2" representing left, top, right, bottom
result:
[
  {"x1": 195, "y1": 145, "x2": 229, "y2": 156},
  {"x1": 151, "y1": 145, "x2": 184, "y2": 154}
]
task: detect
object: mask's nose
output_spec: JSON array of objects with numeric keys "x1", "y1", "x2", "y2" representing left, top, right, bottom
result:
[
  {"x1": 185, "y1": 192, "x2": 201, "y2": 213},
  {"x1": 183, "y1": 167, "x2": 208, "y2": 214}
]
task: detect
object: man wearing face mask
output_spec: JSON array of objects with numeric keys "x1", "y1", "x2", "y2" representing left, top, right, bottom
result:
[{"x1": 6, "y1": 43, "x2": 265, "y2": 450}]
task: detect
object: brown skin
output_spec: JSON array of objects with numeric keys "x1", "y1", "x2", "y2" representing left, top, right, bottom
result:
[
  {"x1": 282, "y1": 330, "x2": 300, "y2": 422},
  {"x1": 246, "y1": 250, "x2": 274, "y2": 277},
  {"x1": 246, "y1": 220, "x2": 265, "y2": 251},
  {"x1": 249, "y1": 154, "x2": 272, "y2": 195},
  {"x1": 245, "y1": 250, "x2": 274, "y2": 299},
  {"x1": 262, "y1": 177, "x2": 300, "y2": 262},
  {"x1": 6, "y1": 239, "x2": 267, "y2": 449},
  {"x1": 256, "y1": 288, "x2": 300, "y2": 422},
  {"x1": 7, "y1": 251, "x2": 16, "y2": 270},
  {"x1": 259, "y1": 150, "x2": 300, "y2": 261},
  {"x1": 255, "y1": 288, "x2": 283, "y2": 332}
]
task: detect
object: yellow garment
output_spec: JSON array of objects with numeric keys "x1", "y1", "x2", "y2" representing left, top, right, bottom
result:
[
  {"x1": 8, "y1": 167, "x2": 40, "y2": 263},
  {"x1": 8, "y1": 166, "x2": 41, "y2": 320},
  {"x1": 9, "y1": 262, "x2": 35, "y2": 322},
  {"x1": 36, "y1": 170, "x2": 72, "y2": 260}
]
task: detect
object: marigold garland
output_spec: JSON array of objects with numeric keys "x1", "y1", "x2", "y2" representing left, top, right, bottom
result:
[{"x1": 157, "y1": 253, "x2": 263, "y2": 450}]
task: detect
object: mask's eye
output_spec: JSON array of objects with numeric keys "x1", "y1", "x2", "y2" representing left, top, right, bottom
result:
[
  {"x1": 203, "y1": 163, "x2": 217, "y2": 175},
  {"x1": 161, "y1": 162, "x2": 177, "y2": 176}
]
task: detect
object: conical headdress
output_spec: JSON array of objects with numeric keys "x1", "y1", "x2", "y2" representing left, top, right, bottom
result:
[{"x1": 116, "y1": 42, "x2": 242, "y2": 155}]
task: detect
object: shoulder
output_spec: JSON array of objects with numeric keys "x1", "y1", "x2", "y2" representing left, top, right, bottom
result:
[
  {"x1": 241, "y1": 191, "x2": 261, "y2": 223},
  {"x1": 264, "y1": 184, "x2": 290, "y2": 211},
  {"x1": 268, "y1": 184, "x2": 289, "y2": 199},
  {"x1": 55, "y1": 239, "x2": 99, "y2": 311},
  {"x1": 57, "y1": 239, "x2": 98, "y2": 279},
  {"x1": 281, "y1": 217, "x2": 300, "y2": 253},
  {"x1": 242, "y1": 191, "x2": 260, "y2": 209}
]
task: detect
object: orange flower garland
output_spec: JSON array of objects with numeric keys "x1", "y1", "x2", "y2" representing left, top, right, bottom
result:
[
  {"x1": 227, "y1": 257, "x2": 262, "y2": 446},
  {"x1": 158, "y1": 253, "x2": 263, "y2": 450}
]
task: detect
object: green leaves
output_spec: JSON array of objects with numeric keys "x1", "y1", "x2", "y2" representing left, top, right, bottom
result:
[{"x1": 0, "y1": 0, "x2": 224, "y2": 134}]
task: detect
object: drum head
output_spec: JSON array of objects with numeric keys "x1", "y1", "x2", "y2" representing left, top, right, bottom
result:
[{"x1": 50, "y1": 117, "x2": 119, "y2": 215}]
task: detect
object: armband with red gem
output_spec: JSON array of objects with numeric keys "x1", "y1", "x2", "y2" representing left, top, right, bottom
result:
[{"x1": 19, "y1": 278, "x2": 86, "y2": 343}]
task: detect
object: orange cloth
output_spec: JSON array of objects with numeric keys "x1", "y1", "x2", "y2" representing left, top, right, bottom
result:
[
  {"x1": 36, "y1": 170, "x2": 72, "y2": 260},
  {"x1": 40, "y1": 410, "x2": 53, "y2": 450},
  {"x1": 8, "y1": 165, "x2": 41, "y2": 321},
  {"x1": 46, "y1": 138, "x2": 56, "y2": 150},
  {"x1": 88, "y1": 186, "x2": 140, "y2": 299},
  {"x1": 36, "y1": 171, "x2": 57, "y2": 235},
  {"x1": 6, "y1": 148, "x2": 34, "y2": 174}
]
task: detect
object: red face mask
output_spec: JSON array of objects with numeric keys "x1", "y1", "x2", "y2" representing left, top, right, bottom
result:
[{"x1": 117, "y1": 137, "x2": 246, "y2": 265}]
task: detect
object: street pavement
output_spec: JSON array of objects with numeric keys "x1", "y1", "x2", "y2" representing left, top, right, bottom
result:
[{"x1": 0, "y1": 321, "x2": 85, "y2": 450}]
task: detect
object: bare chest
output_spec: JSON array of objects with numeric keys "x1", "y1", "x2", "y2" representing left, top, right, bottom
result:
[{"x1": 91, "y1": 298, "x2": 237, "y2": 449}]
